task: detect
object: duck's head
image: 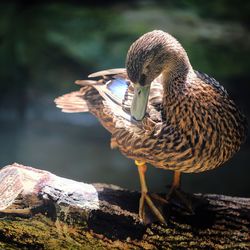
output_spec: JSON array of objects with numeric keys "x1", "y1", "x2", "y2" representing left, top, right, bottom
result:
[{"x1": 126, "y1": 30, "x2": 189, "y2": 121}]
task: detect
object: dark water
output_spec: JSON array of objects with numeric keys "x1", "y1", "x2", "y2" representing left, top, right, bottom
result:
[{"x1": 0, "y1": 99, "x2": 249, "y2": 197}]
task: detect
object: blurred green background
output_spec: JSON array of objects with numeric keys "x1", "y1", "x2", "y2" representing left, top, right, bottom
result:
[{"x1": 0, "y1": 0, "x2": 249, "y2": 196}]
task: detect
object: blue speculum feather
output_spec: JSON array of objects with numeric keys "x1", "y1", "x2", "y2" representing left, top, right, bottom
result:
[{"x1": 107, "y1": 78, "x2": 128, "y2": 100}]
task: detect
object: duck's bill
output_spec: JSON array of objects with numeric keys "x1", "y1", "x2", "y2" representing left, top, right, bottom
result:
[{"x1": 131, "y1": 85, "x2": 150, "y2": 121}]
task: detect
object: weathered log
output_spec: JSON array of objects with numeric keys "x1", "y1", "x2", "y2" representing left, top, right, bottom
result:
[{"x1": 0, "y1": 163, "x2": 249, "y2": 249}]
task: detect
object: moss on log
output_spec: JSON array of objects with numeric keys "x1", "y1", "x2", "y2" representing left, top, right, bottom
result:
[{"x1": 0, "y1": 163, "x2": 249, "y2": 249}]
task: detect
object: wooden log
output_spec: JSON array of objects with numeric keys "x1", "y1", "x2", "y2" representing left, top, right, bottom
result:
[{"x1": 0, "y1": 163, "x2": 249, "y2": 249}]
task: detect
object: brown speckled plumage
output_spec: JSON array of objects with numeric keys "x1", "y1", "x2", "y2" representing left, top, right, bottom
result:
[{"x1": 55, "y1": 30, "x2": 247, "y2": 174}]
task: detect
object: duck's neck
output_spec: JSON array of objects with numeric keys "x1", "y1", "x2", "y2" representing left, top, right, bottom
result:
[{"x1": 161, "y1": 56, "x2": 193, "y2": 110}]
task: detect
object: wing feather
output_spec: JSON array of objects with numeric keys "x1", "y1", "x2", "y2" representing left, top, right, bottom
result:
[
  {"x1": 55, "y1": 90, "x2": 89, "y2": 113},
  {"x1": 88, "y1": 68, "x2": 126, "y2": 78}
]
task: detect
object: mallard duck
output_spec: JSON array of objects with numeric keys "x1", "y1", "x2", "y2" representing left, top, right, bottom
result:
[{"x1": 55, "y1": 30, "x2": 247, "y2": 224}]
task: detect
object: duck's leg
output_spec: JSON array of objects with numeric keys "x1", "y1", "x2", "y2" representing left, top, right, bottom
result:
[
  {"x1": 167, "y1": 171, "x2": 193, "y2": 212},
  {"x1": 166, "y1": 171, "x2": 181, "y2": 199},
  {"x1": 135, "y1": 160, "x2": 166, "y2": 224}
]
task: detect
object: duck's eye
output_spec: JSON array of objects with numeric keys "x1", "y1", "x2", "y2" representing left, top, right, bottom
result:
[{"x1": 139, "y1": 74, "x2": 146, "y2": 86}]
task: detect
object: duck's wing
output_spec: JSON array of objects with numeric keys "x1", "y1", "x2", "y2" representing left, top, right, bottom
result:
[
  {"x1": 55, "y1": 68, "x2": 163, "y2": 134},
  {"x1": 55, "y1": 69, "x2": 127, "y2": 114},
  {"x1": 73, "y1": 68, "x2": 163, "y2": 121},
  {"x1": 54, "y1": 89, "x2": 90, "y2": 113}
]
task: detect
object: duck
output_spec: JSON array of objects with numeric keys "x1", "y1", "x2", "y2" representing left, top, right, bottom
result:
[{"x1": 55, "y1": 30, "x2": 247, "y2": 224}]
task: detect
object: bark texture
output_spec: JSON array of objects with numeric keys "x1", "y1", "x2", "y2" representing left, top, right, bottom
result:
[{"x1": 0, "y1": 163, "x2": 249, "y2": 249}]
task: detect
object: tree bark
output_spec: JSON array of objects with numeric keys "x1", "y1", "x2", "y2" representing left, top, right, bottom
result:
[{"x1": 0, "y1": 163, "x2": 249, "y2": 249}]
